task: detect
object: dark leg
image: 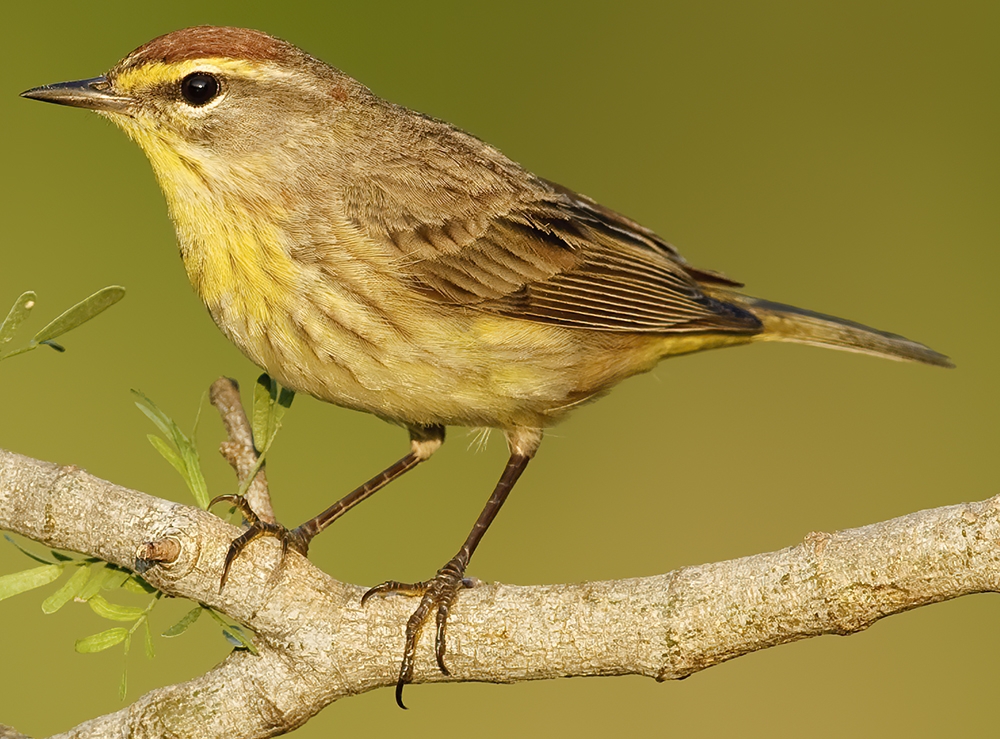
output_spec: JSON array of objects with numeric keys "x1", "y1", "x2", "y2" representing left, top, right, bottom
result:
[
  {"x1": 363, "y1": 449, "x2": 532, "y2": 709},
  {"x1": 211, "y1": 424, "x2": 444, "y2": 590}
]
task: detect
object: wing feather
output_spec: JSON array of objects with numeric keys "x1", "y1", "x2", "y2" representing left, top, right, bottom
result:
[{"x1": 385, "y1": 185, "x2": 760, "y2": 334}]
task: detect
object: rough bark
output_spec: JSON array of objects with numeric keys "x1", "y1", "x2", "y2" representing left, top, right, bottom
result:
[{"x1": 1, "y1": 445, "x2": 997, "y2": 738}]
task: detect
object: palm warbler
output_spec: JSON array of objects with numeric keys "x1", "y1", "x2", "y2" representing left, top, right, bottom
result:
[{"x1": 23, "y1": 26, "x2": 950, "y2": 706}]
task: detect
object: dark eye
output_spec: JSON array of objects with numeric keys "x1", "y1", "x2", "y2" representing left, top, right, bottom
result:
[{"x1": 180, "y1": 73, "x2": 220, "y2": 106}]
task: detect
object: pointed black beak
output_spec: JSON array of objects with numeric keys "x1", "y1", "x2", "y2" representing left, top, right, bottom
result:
[{"x1": 21, "y1": 76, "x2": 134, "y2": 113}]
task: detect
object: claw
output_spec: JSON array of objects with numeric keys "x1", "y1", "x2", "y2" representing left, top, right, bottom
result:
[
  {"x1": 209, "y1": 494, "x2": 308, "y2": 592},
  {"x1": 362, "y1": 579, "x2": 430, "y2": 605},
  {"x1": 435, "y1": 601, "x2": 451, "y2": 674},
  {"x1": 363, "y1": 555, "x2": 471, "y2": 708},
  {"x1": 210, "y1": 494, "x2": 261, "y2": 525}
]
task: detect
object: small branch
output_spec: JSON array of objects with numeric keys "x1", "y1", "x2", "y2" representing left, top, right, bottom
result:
[
  {"x1": 136, "y1": 537, "x2": 181, "y2": 565},
  {"x1": 210, "y1": 377, "x2": 275, "y2": 523},
  {"x1": 0, "y1": 447, "x2": 997, "y2": 738}
]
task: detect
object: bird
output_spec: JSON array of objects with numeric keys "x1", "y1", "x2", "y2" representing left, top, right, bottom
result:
[{"x1": 21, "y1": 25, "x2": 951, "y2": 707}]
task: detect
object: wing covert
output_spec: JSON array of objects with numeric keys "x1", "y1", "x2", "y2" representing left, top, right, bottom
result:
[{"x1": 385, "y1": 182, "x2": 761, "y2": 334}]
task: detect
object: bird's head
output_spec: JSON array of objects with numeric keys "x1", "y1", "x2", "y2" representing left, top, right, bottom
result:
[{"x1": 21, "y1": 26, "x2": 364, "y2": 200}]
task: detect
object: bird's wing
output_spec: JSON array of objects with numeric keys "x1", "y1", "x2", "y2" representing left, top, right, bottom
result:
[{"x1": 383, "y1": 181, "x2": 761, "y2": 334}]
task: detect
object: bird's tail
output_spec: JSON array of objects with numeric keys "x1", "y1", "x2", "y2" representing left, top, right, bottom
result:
[{"x1": 715, "y1": 292, "x2": 953, "y2": 368}]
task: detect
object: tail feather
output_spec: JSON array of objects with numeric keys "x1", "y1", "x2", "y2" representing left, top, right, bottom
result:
[{"x1": 721, "y1": 293, "x2": 954, "y2": 368}]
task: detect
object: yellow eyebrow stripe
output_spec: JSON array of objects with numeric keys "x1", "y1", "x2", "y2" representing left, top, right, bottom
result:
[{"x1": 114, "y1": 58, "x2": 275, "y2": 89}]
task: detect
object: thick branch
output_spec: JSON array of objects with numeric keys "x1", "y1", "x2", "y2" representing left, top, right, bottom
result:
[{"x1": 0, "y1": 447, "x2": 997, "y2": 738}]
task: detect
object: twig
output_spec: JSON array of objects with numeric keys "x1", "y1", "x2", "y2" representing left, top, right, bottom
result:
[{"x1": 209, "y1": 377, "x2": 275, "y2": 523}]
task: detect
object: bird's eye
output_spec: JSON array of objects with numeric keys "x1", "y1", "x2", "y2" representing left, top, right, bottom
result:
[{"x1": 180, "y1": 73, "x2": 220, "y2": 106}]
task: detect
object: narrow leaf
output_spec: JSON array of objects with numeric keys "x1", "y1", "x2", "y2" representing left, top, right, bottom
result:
[
  {"x1": 42, "y1": 565, "x2": 90, "y2": 613},
  {"x1": 75, "y1": 627, "x2": 128, "y2": 653},
  {"x1": 122, "y1": 576, "x2": 157, "y2": 595},
  {"x1": 237, "y1": 456, "x2": 266, "y2": 498},
  {"x1": 146, "y1": 434, "x2": 186, "y2": 478},
  {"x1": 78, "y1": 566, "x2": 112, "y2": 600},
  {"x1": 119, "y1": 664, "x2": 128, "y2": 700},
  {"x1": 133, "y1": 391, "x2": 210, "y2": 508},
  {"x1": 143, "y1": 619, "x2": 155, "y2": 659},
  {"x1": 101, "y1": 568, "x2": 131, "y2": 591},
  {"x1": 162, "y1": 605, "x2": 203, "y2": 637},
  {"x1": 264, "y1": 384, "x2": 292, "y2": 446},
  {"x1": 0, "y1": 291, "x2": 36, "y2": 350},
  {"x1": 223, "y1": 623, "x2": 258, "y2": 654},
  {"x1": 252, "y1": 374, "x2": 275, "y2": 452},
  {"x1": 207, "y1": 608, "x2": 258, "y2": 654},
  {"x1": 0, "y1": 564, "x2": 63, "y2": 601},
  {"x1": 132, "y1": 391, "x2": 177, "y2": 441},
  {"x1": 88, "y1": 595, "x2": 143, "y2": 622},
  {"x1": 4, "y1": 534, "x2": 55, "y2": 564},
  {"x1": 178, "y1": 445, "x2": 210, "y2": 509},
  {"x1": 32, "y1": 286, "x2": 125, "y2": 344}
]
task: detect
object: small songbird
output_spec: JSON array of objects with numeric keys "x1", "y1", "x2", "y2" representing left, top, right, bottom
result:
[{"x1": 22, "y1": 26, "x2": 951, "y2": 706}]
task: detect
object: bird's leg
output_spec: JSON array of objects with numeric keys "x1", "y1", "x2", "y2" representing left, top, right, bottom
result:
[
  {"x1": 364, "y1": 428, "x2": 540, "y2": 709},
  {"x1": 211, "y1": 424, "x2": 444, "y2": 590}
]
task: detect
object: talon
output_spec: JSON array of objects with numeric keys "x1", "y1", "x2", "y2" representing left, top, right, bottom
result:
[
  {"x1": 210, "y1": 493, "x2": 261, "y2": 525},
  {"x1": 435, "y1": 601, "x2": 451, "y2": 675},
  {"x1": 362, "y1": 579, "x2": 430, "y2": 605},
  {"x1": 368, "y1": 555, "x2": 469, "y2": 707},
  {"x1": 213, "y1": 495, "x2": 310, "y2": 592}
]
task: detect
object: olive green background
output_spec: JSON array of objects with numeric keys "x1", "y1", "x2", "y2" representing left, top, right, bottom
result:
[{"x1": 2, "y1": 1, "x2": 997, "y2": 736}]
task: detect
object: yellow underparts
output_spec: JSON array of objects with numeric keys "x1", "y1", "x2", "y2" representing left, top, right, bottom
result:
[{"x1": 114, "y1": 119, "x2": 295, "y2": 319}]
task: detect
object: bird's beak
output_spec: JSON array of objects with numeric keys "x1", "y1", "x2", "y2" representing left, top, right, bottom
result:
[{"x1": 21, "y1": 76, "x2": 134, "y2": 113}]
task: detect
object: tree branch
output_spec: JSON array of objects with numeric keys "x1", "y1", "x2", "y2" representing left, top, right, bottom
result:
[
  {"x1": 209, "y1": 377, "x2": 275, "y2": 524},
  {"x1": 1, "y1": 446, "x2": 997, "y2": 738}
]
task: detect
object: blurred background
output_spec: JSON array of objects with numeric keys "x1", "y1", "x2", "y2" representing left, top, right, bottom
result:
[{"x1": 1, "y1": 1, "x2": 997, "y2": 736}]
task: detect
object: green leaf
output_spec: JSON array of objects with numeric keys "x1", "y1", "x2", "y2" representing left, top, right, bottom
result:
[
  {"x1": 42, "y1": 565, "x2": 90, "y2": 613},
  {"x1": 88, "y1": 595, "x2": 144, "y2": 622},
  {"x1": 101, "y1": 568, "x2": 131, "y2": 591},
  {"x1": 223, "y1": 623, "x2": 257, "y2": 654},
  {"x1": 31, "y1": 286, "x2": 125, "y2": 344},
  {"x1": 0, "y1": 564, "x2": 63, "y2": 601},
  {"x1": 75, "y1": 627, "x2": 128, "y2": 653},
  {"x1": 132, "y1": 390, "x2": 177, "y2": 441},
  {"x1": 146, "y1": 434, "x2": 186, "y2": 477},
  {"x1": 132, "y1": 390, "x2": 210, "y2": 508},
  {"x1": 0, "y1": 291, "x2": 36, "y2": 351},
  {"x1": 251, "y1": 374, "x2": 294, "y2": 454},
  {"x1": 78, "y1": 565, "x2": 112, "y2": 601},
  {"x1": 162, "y1": 605, "x2": 203, "y2": 637},
  {"x1": 122, "y1": 576, "x2": 157, "y2": 595},
  {"x1": 179, "y1": 443, "x2": 210, "y2": 509},
  {"x1": 143, "y1": 619, "x2": 155, "y2": 659},
  {"x1": 4, "y1": 534, "x2": 56, "y2": 565},
  {"x1": 239, "y1": 374, "x2": 294, "y2": 497},
  {"x1": 119, "y1": 664, "x2": 128, "y2": 700},
  {"x1": 207, "y1": 608, "x2": 258, "y2": 654},
  {"x1": 252, "y1": 374, "x2": 275, "y2": 452}
]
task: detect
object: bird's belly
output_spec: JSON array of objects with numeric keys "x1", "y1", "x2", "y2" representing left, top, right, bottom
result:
[{"x1": 209, "y1": 291, "x2": 675, "y2": 429}]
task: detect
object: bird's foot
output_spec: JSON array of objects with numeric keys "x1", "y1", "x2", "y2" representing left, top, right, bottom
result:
[
  {"x1": 210, "y1": 494, "x2": 311, "y2": 591},
  {"x1": 362, "y1": 553, "x2": 475, "y2": 708}
]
